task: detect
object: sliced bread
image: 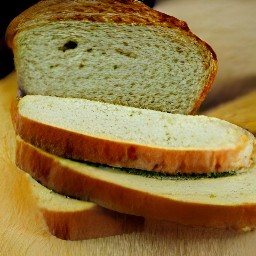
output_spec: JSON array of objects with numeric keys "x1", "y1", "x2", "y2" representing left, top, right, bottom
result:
[
  {"x1": 203, "y1": 90, "x2": 256, "y2": 136},
  {"x1": 5, "y1": 0, "x2": 217, "y2": 114},
  {"x1": 12, "y1": 95, "x2": 255, "y2": 174},
  {"x1": 16, "y1": 136, "x2": 256, "y2": 231},
  {"x1": 0, "y1": 77, "x2": 143, "y2": 242},
  {"x1": 24, "y1": 173, "x2": 143, "y2": 241}
]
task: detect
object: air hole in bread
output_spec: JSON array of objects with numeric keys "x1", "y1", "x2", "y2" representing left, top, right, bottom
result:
[
  {"x1": 49, "y1": 64, "x2": 59, "y2": 69},
  {"x1": 58, "y1": 40, "x2": 78, "y2": 52},
  {"x1": 115, "y1": 48, "x2": 138, "y2": 58}
]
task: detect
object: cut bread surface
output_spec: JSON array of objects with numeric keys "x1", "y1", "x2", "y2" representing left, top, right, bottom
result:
[
  {"x1": 12, "y1": 95, "x2": 255, "y2": 174},
  {"x1": 13, "y1": 22, "x2": 215, "y2": 114},
  {"x1": 6, "y1": 0, "x2": 217, "y2": 114},
  {"x1": 0, "y1": 73, "x2": 143, "y2": 242},
  {"x1": 16, "y1": 137, "x2": 256, "y2": 231},
  {"x1": 26, "y1": 174, "x2": 143, "y2": 240}
]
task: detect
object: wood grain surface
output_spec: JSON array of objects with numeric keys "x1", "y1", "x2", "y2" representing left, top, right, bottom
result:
[
  {"x1": 1, "y1": 74, "x2": 256, "y2": 256},
  {"x1": 1, "y1": 1, "x2": 256, "y2": 254},
  {"x1": 203, "y1": 90, "x2": 256, "y2": 136}
]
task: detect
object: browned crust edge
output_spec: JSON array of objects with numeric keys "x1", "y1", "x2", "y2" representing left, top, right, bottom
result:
[
  {"x1": 16, "y1": 166, "x2": 143, "y2": 241},
  {"x1": 191, "y1": 57, "x2": 218, "y2": 114},
  {"x1": 5, "y1": 0, "x2": 218, "y2": 114},
  {"x1": 11, "y1": 98, "x2": 252, "y2": 174},
  {"x1": 15, "y1": 137, "x2": 256, "y2": 231},
  {"x1": 41, "y1": 205, "x2": 143, "y2": 240},
  {"x1": 5, "y1": 0, "x2": 189, "y2": 49}
]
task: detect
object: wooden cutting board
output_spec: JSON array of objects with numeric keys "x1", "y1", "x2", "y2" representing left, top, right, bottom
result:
[
  {"x1": 1, "y1": 1, "x2": 256, "y2": 254},
  {"x1": 203, "y1": 91, "x2": 256, "y2": 136},
  {"x1": 1, "y1": 73, "x2": 256, "y2": 256}
]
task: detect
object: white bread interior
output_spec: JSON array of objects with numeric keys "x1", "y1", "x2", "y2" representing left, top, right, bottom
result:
[
  {"x1": 0, "y1": 72, "x2": 143, "y2": 242},
  {"x1": 27, "y1": 174, "x2": 143, "y2": 240},
  {"x1": 16, "y1": 136, "x2": 256, "y2": 231},
  {"x1": 13, "y1": 95, "x2": 255, "y2": 174},
  {"x1": 6, "y1": 0, "x2": 217, "y2": 114}
]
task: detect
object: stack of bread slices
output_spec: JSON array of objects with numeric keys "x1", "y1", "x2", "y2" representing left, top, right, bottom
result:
[{"x1": 5, "y1": 0, "x2": 256, "y2": 240}]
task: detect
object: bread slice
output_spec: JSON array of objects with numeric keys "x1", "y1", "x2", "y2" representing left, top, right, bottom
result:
[
  {"x1": 16, "y1": 136, "x2": 256, "y2": 231},
  {"x1": 12, "y1": 95, "x2": 255, "y2": 174},
  {"x1": 5, "y1": 0, "x2": 217, "y2": 114},
  {"x1": 24, "y1": 173, "x2": 143, "y2": 241},
  {"x1": 203, "y1": 90, "x2": 256, "y2": 136},
  {"x1": 0, "y1": 75, "x2": 143, "y2": 242}
]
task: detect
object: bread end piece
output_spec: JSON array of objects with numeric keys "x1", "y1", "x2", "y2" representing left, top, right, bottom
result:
[{"x1": 28, "y1": 175, "x2": 144, "y2": 241}]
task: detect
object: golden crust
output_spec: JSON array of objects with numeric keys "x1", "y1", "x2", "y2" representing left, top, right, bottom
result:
[
  {"x1": 5, "y1": 0, "x2": 218, "y2": 114},
  {"x1": 41, "y1": 204, "x2": 143, "y2": 240},
  {"x1": 11, "y1": 98, "x2": 253, "y2": 174},
  {"x1": 15, "y1": 137, "x2": 256, "y2": 231},
  {"x1": 16, "y1": 167, "x2": 143, "y2": 241},
  {"x1": 5, "y1": 0, "x2": 189, "y2": 49}
]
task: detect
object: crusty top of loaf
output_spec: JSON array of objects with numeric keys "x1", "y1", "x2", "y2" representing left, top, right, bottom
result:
[
  {"x1": 5, "y1": 0, "x2": 218, "y2": 114},
  {"x1": 5, "y1": 0, "x2": 214, "y2": 59}
]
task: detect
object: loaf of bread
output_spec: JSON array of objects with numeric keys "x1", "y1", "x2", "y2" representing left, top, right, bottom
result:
[
  {"x1": 7, "y1": 0, "x2": 256, "y2": 238},
  {"x1": 25, "y1": 173, "x2": 143, "y2": 240},
  {"x1": 12, "y1": 95, "x2": 255, "y2": 174},
  {"x1": 5, "y1": 0, "x2": 217, "y2": 114},
  {"x1": 16, "y1": 136, "x2": 256, "y2": 231}
]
